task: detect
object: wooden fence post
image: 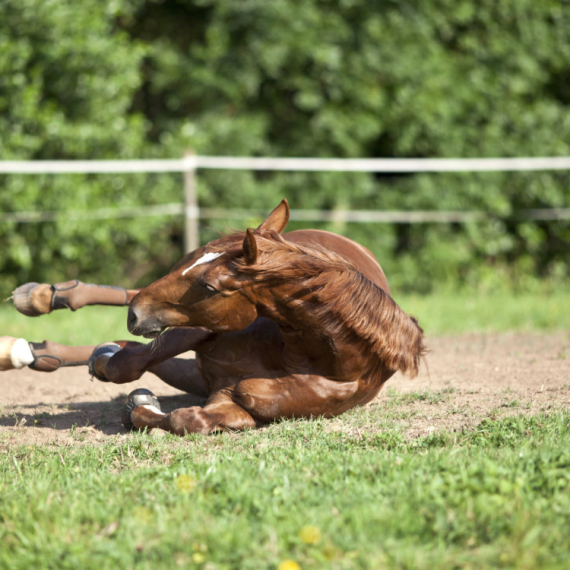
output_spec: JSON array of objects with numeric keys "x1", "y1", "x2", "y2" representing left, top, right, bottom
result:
[{"x1": 183, "y1": 150, "x2": 199, "y2": 252}]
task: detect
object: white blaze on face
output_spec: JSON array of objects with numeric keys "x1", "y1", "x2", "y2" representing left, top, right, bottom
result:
[{"x1": 181, "y1": 252, "x2": 224, "y2": 276}]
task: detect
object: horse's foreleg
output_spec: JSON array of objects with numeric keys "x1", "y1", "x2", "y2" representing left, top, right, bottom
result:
[
  {"x1": 126, "y1": 372, "x2": 365, "y2": 437},
  {"x1": 12, "y1": 280, "x2": 139, "y2": 316},
  {"x1": 98, "y1": 327, "x2": 212, "y2": 386},
  {"x1": 128, "y1": 390, "x2": 258, "y2": 435},
  {"x1": 95, "y1": 344, "x2": 209, "y2": 396}
]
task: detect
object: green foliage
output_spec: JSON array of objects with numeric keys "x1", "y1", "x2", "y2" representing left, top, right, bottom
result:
[
  {"x1": 0, "y1": 0, "x2": 184, "y2": 294},
  {"x1": 2, "y1": 411, "x2": 570, "y2": 569},
  {"x1": 1, "y1": 0, "x2": 570, "y2": 294}
]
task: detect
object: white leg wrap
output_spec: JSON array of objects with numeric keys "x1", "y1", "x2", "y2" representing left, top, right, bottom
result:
[
  {"x1": 10, "y1": 338, "x2": 35, "y2": 369},
  {"x1": 140, "y1": 404, "x2": 165, "y2": 416}
]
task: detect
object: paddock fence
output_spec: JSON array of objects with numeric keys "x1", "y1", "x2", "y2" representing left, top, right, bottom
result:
[{"x1": 1, "y1": 155, "x2": 570, "y2": 251}]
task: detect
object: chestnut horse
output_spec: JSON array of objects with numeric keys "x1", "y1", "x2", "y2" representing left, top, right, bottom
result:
[{"x1": 0, "y1": 200, "x2": 425, "y2": 435}]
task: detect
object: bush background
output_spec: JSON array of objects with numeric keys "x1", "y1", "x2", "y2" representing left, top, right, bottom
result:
[{"x1": 1, "y1": 0, "x2": 570, "y2": 296}]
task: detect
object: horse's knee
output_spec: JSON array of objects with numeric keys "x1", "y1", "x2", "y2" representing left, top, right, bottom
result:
[{"x1": 168, "y1": 407, "x2": 214, "y2": 436}]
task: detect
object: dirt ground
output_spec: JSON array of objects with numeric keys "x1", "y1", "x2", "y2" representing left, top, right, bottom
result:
[{"x1": 1, "y1": 332, "x2": 569, "y2": 449}]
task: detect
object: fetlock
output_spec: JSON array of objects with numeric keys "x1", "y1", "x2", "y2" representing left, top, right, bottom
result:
[
  {"x1": 50, "y1": 280, "x2": 83, "y2": 311},
  {"x1": 88, "y1": 343, "x2": 122, "y2": 382}
]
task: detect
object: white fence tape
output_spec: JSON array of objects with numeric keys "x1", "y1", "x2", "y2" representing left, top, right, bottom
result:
[
  {"x1": 2, "y1": 205, "x2": 570, "y2": 225},
  {"x1": 0, "y1": 159, "x2": 191, "y2": 174},
  {"x1": 2, "y1": 155, "x2": 570, "y2": 173},
  {"x1": 195, "y1": 156, "x2": 570, "y2": 173},
  {"x1": 0, "y1": 204, "x2": 185, "y2": 223},
  {"x1": 1, "y1": 157, "x2": 569, "y2": 226}
]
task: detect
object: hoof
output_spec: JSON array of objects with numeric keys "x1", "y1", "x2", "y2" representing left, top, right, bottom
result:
[
  {"x1": 88, "y1": 342, "x2": 122, "y2": 382},
  {"x1": 0, "y1": 336, "x2": 34, "y2": 371},
  {"x1": 122, "y1": 388, "x2": 162, "y2": 431},
  {"x1": 12, "y1": 283, "x2": 53, "y2": 317}
]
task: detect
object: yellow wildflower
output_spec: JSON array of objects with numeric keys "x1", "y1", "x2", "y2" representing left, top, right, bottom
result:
[
  {"x1": 175, "y1": 474, "x2": 196, "y2": 494},
  {"x1": 299, "y1": 525, "x2": 321, "y2": 545},
  {"x1": 133, "y1": 505, "x2": 152, "y2": 524},
  {"x1": 277, "y1": 560, "x2": 301, "y2": 570}
]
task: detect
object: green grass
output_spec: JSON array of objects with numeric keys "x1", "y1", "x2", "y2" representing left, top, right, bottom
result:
[
  {"x1": 2, "y1": 291, "x2": 570, "y2": 568},
  {"x1": 1, "y1": 288, "x2": 570, "y2": 345},
  {"x1": 2, "y1": 411, "x2": 570, "y2": 570},
  {"x1": 397, "y1": 289, "x2": 570, "y2": 336},
  {"x1": 0, "y1": 304, "x2": 140, "y2": 346}
]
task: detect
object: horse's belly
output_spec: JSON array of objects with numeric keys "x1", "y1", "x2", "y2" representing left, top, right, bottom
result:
[{"x1": 196, "y1": 318, "x2": 284, "y2": 392}]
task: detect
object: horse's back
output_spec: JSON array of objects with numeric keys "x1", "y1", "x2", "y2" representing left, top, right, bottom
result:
[{"x1": 282, "y1": 230, "x2": 390, "y2": 294}]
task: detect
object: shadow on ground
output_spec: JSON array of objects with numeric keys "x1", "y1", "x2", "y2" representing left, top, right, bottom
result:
[{"x1": 0, "y1": 393, "x2": 206, "y2": 436}]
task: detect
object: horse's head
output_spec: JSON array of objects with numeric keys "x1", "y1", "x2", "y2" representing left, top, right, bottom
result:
[{"x1": 127, "y1": 199, "x2": 289, "y2": 338}]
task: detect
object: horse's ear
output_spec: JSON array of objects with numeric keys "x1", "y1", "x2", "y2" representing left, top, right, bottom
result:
[
  {"x1": 242, "y1": 228, "x2": 259, "y2": 265},
  {"x1": 257, "y1": 199, "x2": 289, "y2": 233}
]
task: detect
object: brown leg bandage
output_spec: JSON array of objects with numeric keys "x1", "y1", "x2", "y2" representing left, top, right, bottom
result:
[
  {"x1": 13, "y1": 280, "x2": 136, "y2": 316},
  {"x1": 27, "y1": 340, "x2": 95, "y2": 372}
]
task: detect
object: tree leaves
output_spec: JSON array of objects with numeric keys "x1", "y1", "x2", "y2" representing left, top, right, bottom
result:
[{"x1": 1, "y1": 0, "x2": 569, "y2": 294}]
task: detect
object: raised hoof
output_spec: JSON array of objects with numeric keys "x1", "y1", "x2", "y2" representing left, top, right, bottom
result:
[
  {"x1": 12, "y1": 283, "x2": 53, "y2": 317},
  {"x1": 88, "y1": 342, "x2": 122, "y2": 382},
  {"x1": 122, "y1": 388, "x2": 162, "y2": 431},
  {"x1": 0, "y1": 336, "x2": 34, "y2": 371}
]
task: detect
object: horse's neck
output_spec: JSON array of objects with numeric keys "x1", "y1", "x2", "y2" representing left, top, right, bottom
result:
[{"x1": 251, "y1": 265, "x2": 424, "y2": 381}]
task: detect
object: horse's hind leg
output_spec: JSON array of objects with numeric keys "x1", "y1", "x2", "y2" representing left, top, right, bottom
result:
[
  {"x1": 11, "y1": 247, "x2": 210, "y2": 317},
  {"x1": 10, "y1": 243, "x2": 215, "y2": 317},
  {"x1": 12, "y1": 280, "x2": 139, "y2": 316},
  {"x1": 0, "y1": 335, "x2": 106, "y2": 372}
]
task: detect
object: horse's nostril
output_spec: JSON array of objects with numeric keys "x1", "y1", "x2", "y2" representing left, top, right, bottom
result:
[{"x1": 127, "y1": 307, "x2": 138, "y2": 330}]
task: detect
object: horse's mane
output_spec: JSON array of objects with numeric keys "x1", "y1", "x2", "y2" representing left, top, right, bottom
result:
[{"x1": 211, "y1": 230, "x2": 426, "y2": 378}]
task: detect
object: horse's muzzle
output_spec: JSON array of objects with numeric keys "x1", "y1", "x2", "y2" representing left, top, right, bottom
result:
[{"x1": 127, "y1": 305, "x2": 164, "y2": 338}]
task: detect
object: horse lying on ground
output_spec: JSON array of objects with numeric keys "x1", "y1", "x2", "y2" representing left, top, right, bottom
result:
[{"x1": 0, "y1": 200, "x2": 425, "y2": 436}]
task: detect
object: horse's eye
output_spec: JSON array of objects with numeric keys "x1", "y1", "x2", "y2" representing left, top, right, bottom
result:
[{"x1": 204, "y1": 283, "x2": 217, "y2": 293}]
